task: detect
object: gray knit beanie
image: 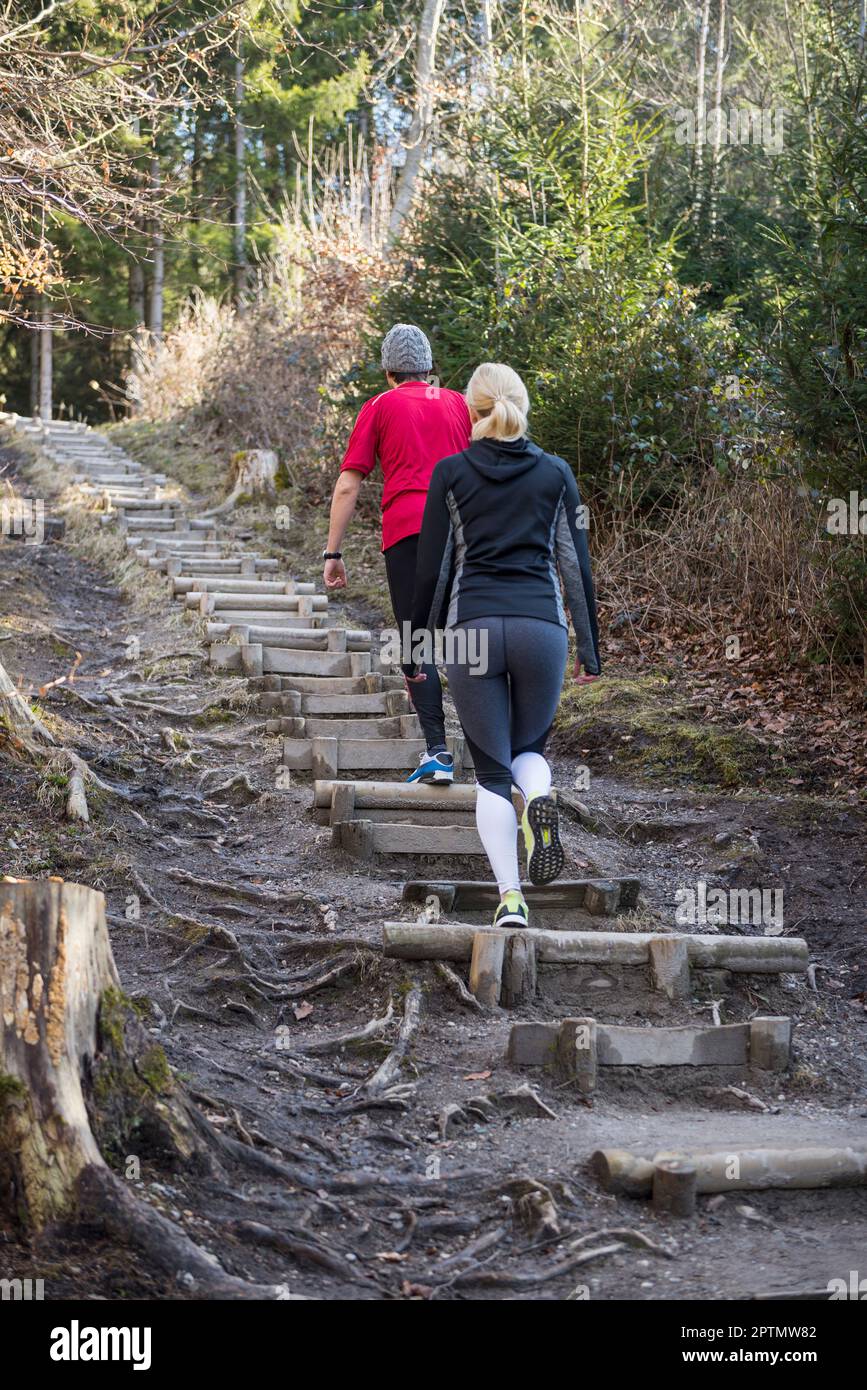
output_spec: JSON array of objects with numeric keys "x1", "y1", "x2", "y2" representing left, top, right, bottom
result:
[{"x1": 381, "y1": 323, "x2": 433, "y2": 375}]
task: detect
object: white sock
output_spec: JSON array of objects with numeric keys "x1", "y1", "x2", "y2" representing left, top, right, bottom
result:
[
  {"x1": 475, "y1": 784, "x2": 521, "y2": 895},
  {"x1": 510, "y1": 751, "x2": 551, "y2": 803}
]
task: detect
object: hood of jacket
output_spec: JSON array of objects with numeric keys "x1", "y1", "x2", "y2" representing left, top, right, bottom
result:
[{"x1": 464, "y1": 436, "x2": 542, "y2": 481}]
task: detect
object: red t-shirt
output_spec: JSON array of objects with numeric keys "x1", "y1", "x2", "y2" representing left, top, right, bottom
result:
[{"x1": 340, "y1": 381, "x2": 472, "y2": 550}]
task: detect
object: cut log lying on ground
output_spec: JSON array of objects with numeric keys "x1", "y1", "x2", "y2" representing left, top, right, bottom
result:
[
  {"x1": 0, "y1": 877, "x2": 297, "y2": 1297},
  {"x1": 382, "y1": 923, "x2": 809, "y2": 972},
  {"x1": 591, "y1": 1145, "x2": 867, "y2": 1197}
]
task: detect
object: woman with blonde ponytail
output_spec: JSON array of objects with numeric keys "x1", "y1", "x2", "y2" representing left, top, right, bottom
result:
[
  {"x1": 467, "y1": 363, "x2": 529, "y2": 442},
  {"x1": 408, "y1": 363, "x2": 601, "y2": 929}
]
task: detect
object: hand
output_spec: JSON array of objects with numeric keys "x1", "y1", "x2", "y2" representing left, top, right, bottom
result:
[
  {"x1": 573, "y1": 658, "x2": 599, "y2": 684},
  {"x1": 323, "y1": 558, "x2": 347, "y2": 590},
  {"x1": 404, "y1": 669, "x2": 427, "y2": 686}
]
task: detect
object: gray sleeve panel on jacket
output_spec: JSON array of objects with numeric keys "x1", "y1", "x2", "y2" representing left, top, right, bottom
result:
[
  {"x1": 443, "y1": 489, "x2": 466, "y2": 629},
  {"x1": 551, "y1": 461, "x2": 601, "y2": 674}
]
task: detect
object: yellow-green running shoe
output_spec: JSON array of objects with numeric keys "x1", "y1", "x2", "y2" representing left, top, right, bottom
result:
[
  {"x1": 521, "y1": 793, "x2": 565, "y2": 885},
  {"x1": 493, "y1": 892, "x2": 529, "y2": 928}
]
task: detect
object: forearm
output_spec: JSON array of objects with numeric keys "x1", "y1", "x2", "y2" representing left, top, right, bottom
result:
[{"x1": 327, "y1": 473, "x2": 362, "y2": 551}]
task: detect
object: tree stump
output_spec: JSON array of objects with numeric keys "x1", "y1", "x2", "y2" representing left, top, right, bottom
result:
[
  {"x1": 0, "y1": 878, "x2": 197, "y2": 1229},
  {"x1": 0, "y1": 877, "x2": 291, "y2": 1297},
  {"x1": 198, "y1": 449, "x2": 279, "y2": 517}
]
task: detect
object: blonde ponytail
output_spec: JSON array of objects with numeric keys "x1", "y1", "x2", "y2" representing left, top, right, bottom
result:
[{"x1": 466, "y1": 363, "x2": 529, "y2": 442}]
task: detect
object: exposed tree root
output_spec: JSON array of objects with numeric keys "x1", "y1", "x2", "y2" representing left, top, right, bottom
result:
[
  {"x1": 226, "y1": 1219, "x2": 377, "y2": 1288},
  {"x1": 362, "y1": 984, "x2": 422, "y2": 1097},
  {"x1": 297, "y1": 998, "x2": 395, "y2": 1056},
  {"x1": 77, "y1": 1167, "x2": 299, "y2": 1300},
  {"x1": 434, "y1": 960, "x2": 483, "y2": 1011}
]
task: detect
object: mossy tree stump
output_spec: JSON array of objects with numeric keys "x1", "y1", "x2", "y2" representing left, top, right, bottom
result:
[{"x1": 0, "y1": 877, "x2": 293, "y2": 1297}]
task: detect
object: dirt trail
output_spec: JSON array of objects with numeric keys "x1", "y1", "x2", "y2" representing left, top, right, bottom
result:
[{"x1": 1, "y1": 424, "x2": 865, "y2": 1302}]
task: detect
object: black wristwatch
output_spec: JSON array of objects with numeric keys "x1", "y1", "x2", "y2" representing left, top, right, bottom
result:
[{"x1": 322, "y1": 550, "x2": 343, "y2": 560}]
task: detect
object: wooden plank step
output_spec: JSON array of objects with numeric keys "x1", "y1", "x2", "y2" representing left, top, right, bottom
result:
[
  {"x1": 248, "y1": 673, "x2": 398, "y2": 695},
  {"x1": 402, "y1": 877, "x2": 640, "y2": 914},
  {"x1": 334, "y1": 820, "x2": 485, "y2": 859},
  {"x1": 382, "y1": 922, "x2": 809, "y2": 973},
  {"x1": 508, "y1": 1017, "x2": 792, "y2": 1074},
  {"x1": 286, "y1": 716, "x2": 407, "y2": 739},
  {"x1": 284, "y1": 734, "x2": 439, "y2": 773},
  {"x1": 303, "y1": 692, "x2": 406, "y2": 715},
  {"x1": 211, "y1": 646, "x2": 359, "y2": 678},
  {"x1": 291, "y1": 739, "x2": 464, "y2": 783},
  {"x1": 265, "y1": 648, "x2": 367, "y2": 677}
]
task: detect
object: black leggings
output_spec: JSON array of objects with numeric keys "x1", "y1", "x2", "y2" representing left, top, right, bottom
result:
[
  {"x1": 383, "y1": 533, "x2": 446, "y2": 751},
  {"x1": 445, "y1": 616, "x2": 568, "y2": 799}
]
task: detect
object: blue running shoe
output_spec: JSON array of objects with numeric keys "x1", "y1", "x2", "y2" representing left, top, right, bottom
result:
[{"x1": 407, "y1": 751, "x2": 454, "y2": 785}]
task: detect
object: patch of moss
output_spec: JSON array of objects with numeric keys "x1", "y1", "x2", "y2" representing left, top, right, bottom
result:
[
  {"x1": 0, "y1": 1073, "x2": 26, "y2": 1105},
  {"x1": 554, "y1": 673, "x2": 771, "y2": 789}
]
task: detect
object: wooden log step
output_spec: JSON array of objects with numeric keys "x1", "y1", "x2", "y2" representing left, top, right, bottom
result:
[
  {"x1": 170, "y1": 559, "x2": 278, "y2": 578},
  {"x1": 508, "y1": 1016, "x2": 792, "y2": 1078},
  {"x1": 204, "y1": 624, "x2": 371, "y2": 651},
  {"x1": 109, "y1": 494, "x2": 183, "y2": 505},
  {"x1": 402, "y1": 877, "x2": 640, "y2": 915},
  {"x1": 312, "y1": 778, "x2": 474, "y2": 811},
  {"x1": 203, "y1": 610, "x2": 326, "y2": 628},
  {"x1": 381, "y1": 922, "x2": 809, "y2": 973},
  {"x1": 592, "y1": 1146, "x2": 867, "y2": 1198},
  {"x1": 334, "y1": 819, "x2": 485, "y2": 860},
  {"x1": 150, "y1": 537, "x2": 226, "y2": 551},
  {"x1": 78, "y1": 483, "x2": 156, "y2": 495},
  {"x1": 178, "y1": 578, "x2": 297, "y2": 595},
  {"x1": 200, "y1": 590, "x2": 326, "y2": 609},
  {"x1": 123, "y1": 515, "x2": 178, "y2": 530},
  {"x1": 79, "y1": 472, "x2": 149, "y2": 484}
]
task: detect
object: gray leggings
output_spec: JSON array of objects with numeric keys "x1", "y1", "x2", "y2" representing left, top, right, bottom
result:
[{"x1": 445, "y1": 616, "x2": 568, "y2": 801}]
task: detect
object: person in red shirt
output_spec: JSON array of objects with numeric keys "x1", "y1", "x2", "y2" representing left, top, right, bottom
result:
[{"x1": 323, "y1": 324, "x2": 471, "y2": 784}]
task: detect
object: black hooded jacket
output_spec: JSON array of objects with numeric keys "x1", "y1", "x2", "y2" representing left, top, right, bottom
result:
[{"x1": 409, "y1": 437, "x2": 601, "y2": 675}]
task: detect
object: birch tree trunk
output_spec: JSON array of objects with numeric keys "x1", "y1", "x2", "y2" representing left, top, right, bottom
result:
[
  {"x1": 128, "y1": 116, "x2": 146, "y2": 331},
  {"x1": 29, "y1": 294, "x2": 40, "y2": 416},
  {"x1": 708, "y1": 0, "x2": 727, "y2": 243},
  {"x1": 690, "y1": 0, "x2": 712, "y2": 232},
  {"x1": 387, "y1": 0, "x2": 445, "y2": 245},
  {"x1": 38, "y1": 299, "x2": 52, "y2": 421},
  {"x1": 233, "y1": 46, "x2": 248, "y2": 302},
  {"x1": 148, "y1": 135, "x2": 164, "y2": 340}
]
